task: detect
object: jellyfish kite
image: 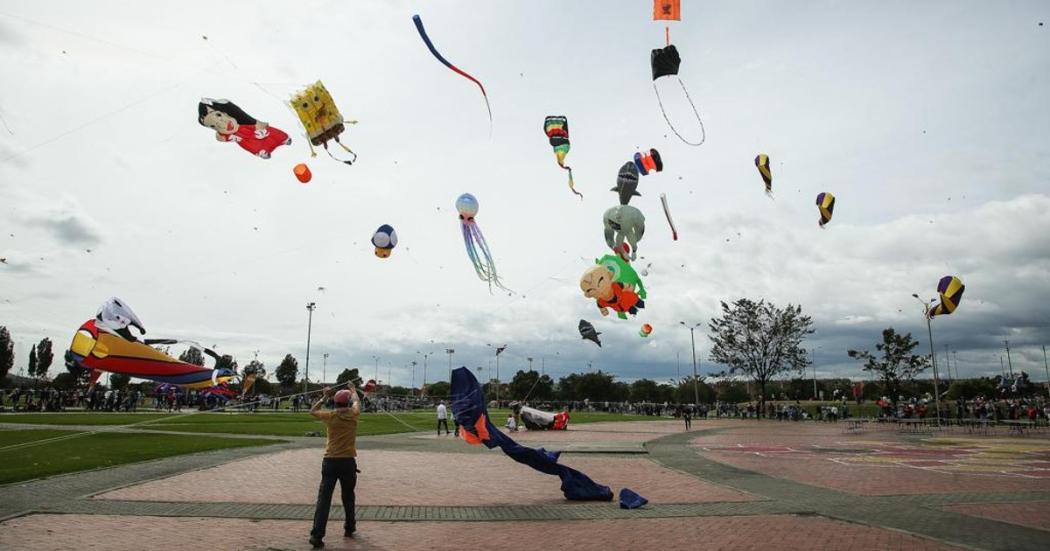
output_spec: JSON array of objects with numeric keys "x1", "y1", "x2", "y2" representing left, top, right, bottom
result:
[
  {"x1": 197, "y1": 98, "x2": 291, "y2": 160},
  {"x1": 755, "y1": 154, "x2": 772, "y2": 195},
  {"x1": 816, "y1": 192, "x2": 835, "y2": 228},
  {"x1": 413, "y1": 14, "x2": 492, "y2": 128},
  {"x1": 456, "y1": 193, "x2": 511, "y2": 293},
  {"x1": 289, "y1": 81, "x2": 358, "y2": 165},
  {"x1": 928, "y1": 276, "x2": 965, "y2": 318},
  {"x1": 543, "y1": 116, "x2": 580, "y2": 198},
  {"x1": 651, "y1": 1, "x2": 705, "y2": 147}
]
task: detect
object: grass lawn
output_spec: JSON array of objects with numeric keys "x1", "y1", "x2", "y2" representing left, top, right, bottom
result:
[
  {"x1": 0, "y1": 429, "x2": 280, "y2": 485},
  {"x1": 1, "y1": 409, "x2": 669, "y2": 437}
]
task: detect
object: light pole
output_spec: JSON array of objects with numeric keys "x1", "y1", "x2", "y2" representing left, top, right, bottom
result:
[
  {"x1": 322, "y1": 353, "x2": 328, "y2": 385},
  {"x1": 486, "y1": 344, "x2": 507, "y2": 402},
  {"x1": 943, "y1": 345, "x2": 951, "y2": 385},
  {"x1": 418, "y1": 351, "x2": 432, "y2": 392},
  {"x1": 679, "y1": 321, "x2": 702, "y2": 404},
  {"x1": 445, "y1": 348, "x2": 455, "y2": 381},
  {"x1": 811, "y1": 348, "x2": 818, "y2": 400},
  {"x1": 1004, "y1": 340, "x2": 1014, "y2": 377},
  {"x1": 304, "y1": 302, "x2": 316, "y2": 393},
  {"x1": 411, "y1": 361, "x2": 417, "y2": 391},
  {"x1": 1042, "y1": 345, "x2": 1050, "y2": 399},
  {"x1": 371, "y1": 355, "x2": 379, "y2": 386},
  {"x1": 912, "y1": 294, "x2": 941, "y2": 425}
]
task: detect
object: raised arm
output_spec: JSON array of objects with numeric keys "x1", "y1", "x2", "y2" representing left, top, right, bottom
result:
[{"x1": 310, "y1": 387, "x2": 333, "y2": 417}]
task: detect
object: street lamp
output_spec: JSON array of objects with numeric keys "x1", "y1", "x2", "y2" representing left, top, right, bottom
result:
[
  {"x1": 911, "y1": 293, "x2": 942, "y2": 425},
  {"x1": 304, "y1": 302, "x2": 316, "y2": 393},
  {"x1": 679, "y1": 321, "x2": 702, "y2": 404},
  {"x1": 486, "y1": 344, "x2": 507, "y2": 402},
  {"x1": 322, "y1": 353, "x2": 328, "y2": 385},
  {"x1": 445, "y1": 348, "x2": 455, "y2": 381},
  {"x1": 371, "y1": 355, "x2": 379, "y2": 386}
]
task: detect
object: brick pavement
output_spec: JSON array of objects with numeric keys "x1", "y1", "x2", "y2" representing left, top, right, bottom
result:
[
  {"x1": 0, "y1": 514, "x2": 962, "y2": 551},
  {"x1": 945, "y1": 502, "x2": 1050, "y2": 531},
  {"x1": 98, "y1": 448, "x2": 752, "y2": 505},
  {"x1": 4, "y1": 418, "x2": 1050, "y2": 550}
]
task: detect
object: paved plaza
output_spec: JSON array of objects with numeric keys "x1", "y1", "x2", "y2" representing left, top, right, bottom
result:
[{"x1": 2, "y1": 419, "x2": 1049, "y2": 550}]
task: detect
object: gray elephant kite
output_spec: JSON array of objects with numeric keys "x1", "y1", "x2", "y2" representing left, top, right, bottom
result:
[{"x1": 603, "y1": 205, "x2": 645, "y2": 261}]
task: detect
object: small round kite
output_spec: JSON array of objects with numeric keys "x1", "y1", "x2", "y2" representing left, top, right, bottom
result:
[
  {"x1": 639, "y1": 323, "x2": 653, "y2": 338},
  {"x1": 543, "y1": 116, "x2": 580, "y2": 198},
  {"x1": 633, "y1": 149, "x2": 663, "y2": 176},
  {"x1": 816, "y1": 192, "x2": 835, "y2": 228},
  {"x1": 294, "y1": 163, "x2": 312, "y2": 183},
  {"x1": 456, "y1": 193, "x2": 510, "y2": 293},
  {"x1": 755, "y1": 154, "x2": 772, "y2": 196},
  {"x1": 372, "y1": 224, "x2": 398, "y2": 258},
  {"x1": 928, "y1": 276, "x2": 965, "y2": 318}
]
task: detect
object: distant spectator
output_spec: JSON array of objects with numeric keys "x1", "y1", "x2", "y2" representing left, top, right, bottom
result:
[
  {"x1": 505, "y1": 414, "x2": 517, "y2": 432},
  {"x1": 437, "y1": 401, "x2": 450, "y2": 436}
]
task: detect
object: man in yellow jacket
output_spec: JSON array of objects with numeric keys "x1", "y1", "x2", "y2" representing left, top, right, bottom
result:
[{"x1": 309, "y1": 385, "x2": 361, "y2": 548}]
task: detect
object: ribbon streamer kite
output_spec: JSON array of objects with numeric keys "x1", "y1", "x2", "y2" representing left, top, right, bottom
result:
[{"x1": 413, "y1": 14, "x2": 492, "y2": 127}]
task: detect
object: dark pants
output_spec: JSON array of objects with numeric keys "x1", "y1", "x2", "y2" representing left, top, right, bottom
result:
[
  {"x1": 437, "y1": 418, "x2": 449, "y2": 435},
  {"x1": 311, "y1": 457, "x2": 357, "y2": 540}
]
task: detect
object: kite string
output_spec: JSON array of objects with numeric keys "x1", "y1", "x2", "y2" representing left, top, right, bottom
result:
[{"x1": 653, "y1": 77, "x2": 706, "y2": 147}]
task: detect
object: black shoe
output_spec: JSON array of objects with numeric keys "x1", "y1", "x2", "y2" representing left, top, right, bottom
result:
[
  {"x1": 344, "y1": 530, "x2": 355, "y2": 538},
  {"x1": 309, "y1": 536, "x2": 324, "y2": 548}
]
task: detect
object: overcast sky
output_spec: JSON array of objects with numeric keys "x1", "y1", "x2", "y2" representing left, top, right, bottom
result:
[{"x1": 1, "y1": 1, "x2": 1048, "y2": 388}]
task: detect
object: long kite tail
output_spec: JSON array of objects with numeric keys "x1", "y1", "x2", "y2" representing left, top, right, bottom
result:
[
  {"x1": 653, "y1": 77, "x2": 706, "y2": 147},
  {"x1": 660, "y1": 193, "x2": 679, "y2": 241},
  {"x1": 412, "y1": 14, "x2": 492, "y2": 125},
  {"x1": 564, "y1": 166, "x2": 583, "y2": 199}
]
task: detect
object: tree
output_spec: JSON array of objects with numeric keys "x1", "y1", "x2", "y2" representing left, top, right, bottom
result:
[
  {"x1": 708, "y1": 299, "x2": 814, "y2": 418},
  {"x1": 28, "y1": 344, "x2": 38, "y2": 379},
  {"x1": 335, "y1": 368, "x2": 361, "y2": 387},
  {"x1": 36, "y1": 338, "x2": 54, "y2": 380},
  {"x1": 215, "y1": 354, "x2": 237, "y2": 372},
  {"x1": 673, "y1": 377, "x2": 715, "y2": 404},
  {"x1": 275, "y1": 354, "x2": 299, "y2": 389},
  {"x1": 847, "y1": 328, "x2": 928, "y2": 400},
  {"x1": 508, "y1": 370, "x2": 554, "y2": 401},
  {"x1": 51, "y1": 372, "x2": 77, "y2": 390},
  {"x1": 111, "y1": 373, "x2": 130, "y2": 389},
  {"x1": 0, "y1": 327, "x2": 13, "y2": 382},
  {"x1": 556, "y1": 371, "x2": 625, "y2": 402},
  {"x1": 179, "y1": 347, "x2": 205, "y2": 366},
  {"x1": 427, "y1": 381, "x2": 451, "y2": 397},
  {"x1": 629, "y1": 379, "x2": 661, "y2": 402},
  {"x1": 253, "y1": 377, "x2": 272, "y2": 396}
]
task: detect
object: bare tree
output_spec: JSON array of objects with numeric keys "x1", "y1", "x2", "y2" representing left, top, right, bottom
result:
[{"x1": 708, "y1": 299, "x2": 814, "y2": 418}]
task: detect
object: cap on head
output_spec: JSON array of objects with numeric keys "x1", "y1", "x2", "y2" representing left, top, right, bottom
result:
[{"x1": 334, "y1": 389, "x2": 351, "y2": 406}]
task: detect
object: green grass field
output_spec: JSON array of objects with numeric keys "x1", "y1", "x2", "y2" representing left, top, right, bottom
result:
[
  {"x1": 0, "y1": 410, "x2": 666, "y2": 437},
  {"x1": 0, "y1": 429, "x2": 279, "y2": 485}
]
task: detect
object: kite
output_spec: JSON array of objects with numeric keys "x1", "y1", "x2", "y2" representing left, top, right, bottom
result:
[
  {"x1": 197, "y1": 98, "x2": 291, "y2": 159},
  {"x1": 612, "y1": 162, "x2": 641, "y2": 205},
  {"x1": 639, "y1": 323, "x2": 653, "y2": 338},
  {"x1": 755, "y1": 154, "x2": 772, "y2": 195},
  {"x1": 578, "y1": 319, "x2": 602, "y2": 347},
  {"x1": 603, "y1": 205, "x2": 645, "y2": 261},
  {"x1": 413, "y1": 14, "x2": 492, "y2": 126},
  {"x1": 67, "y1": 298, "x2": 237, "y2": 390},
  {"x1": 633, "y1": 148, "x2": 663, "y2": 176},
  {"x1": 928, "y1": 276, "x2": 965, "y2": 318},
  {"x1": 651, "y1": 44, "x2": 705, "y2": 146},
  {"x1": 511, "y1": 402, "x2": 570, "y2": 431},
  {"x1": 816, "y1": 192, "x2": 835, "y2": 228},
  {"x1": 660, "y1": 193, "x2": 678, "y2": 240},
  {"x1": 241, "y1": 363, "x2": 265, "y2": 397},
  {"x1": 580, "y1": 255, "x2": 647, "y2": 320},
  {"x1": 543, "y1": 116, "x2": 580, "y2": 198},
  {"x1": 289, "y1": 81, "x2": 358, "y2": 165},
  {"x1": 451, "y1": 367, "x2": 612, "y2": 501},
  {"x1": 457, "y1": 193, "x2": 511, "y2": 293},
  {"x1": 294, "y1": 163, "x2": 312, "y2": 183},
  {"x1": 371, "y1": 224, "x2": 398, "y2": 258}
]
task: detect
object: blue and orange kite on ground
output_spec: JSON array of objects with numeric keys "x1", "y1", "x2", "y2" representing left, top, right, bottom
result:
[{"x1": 450, "y1": 367, "x2": 613, "y2": 501}]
